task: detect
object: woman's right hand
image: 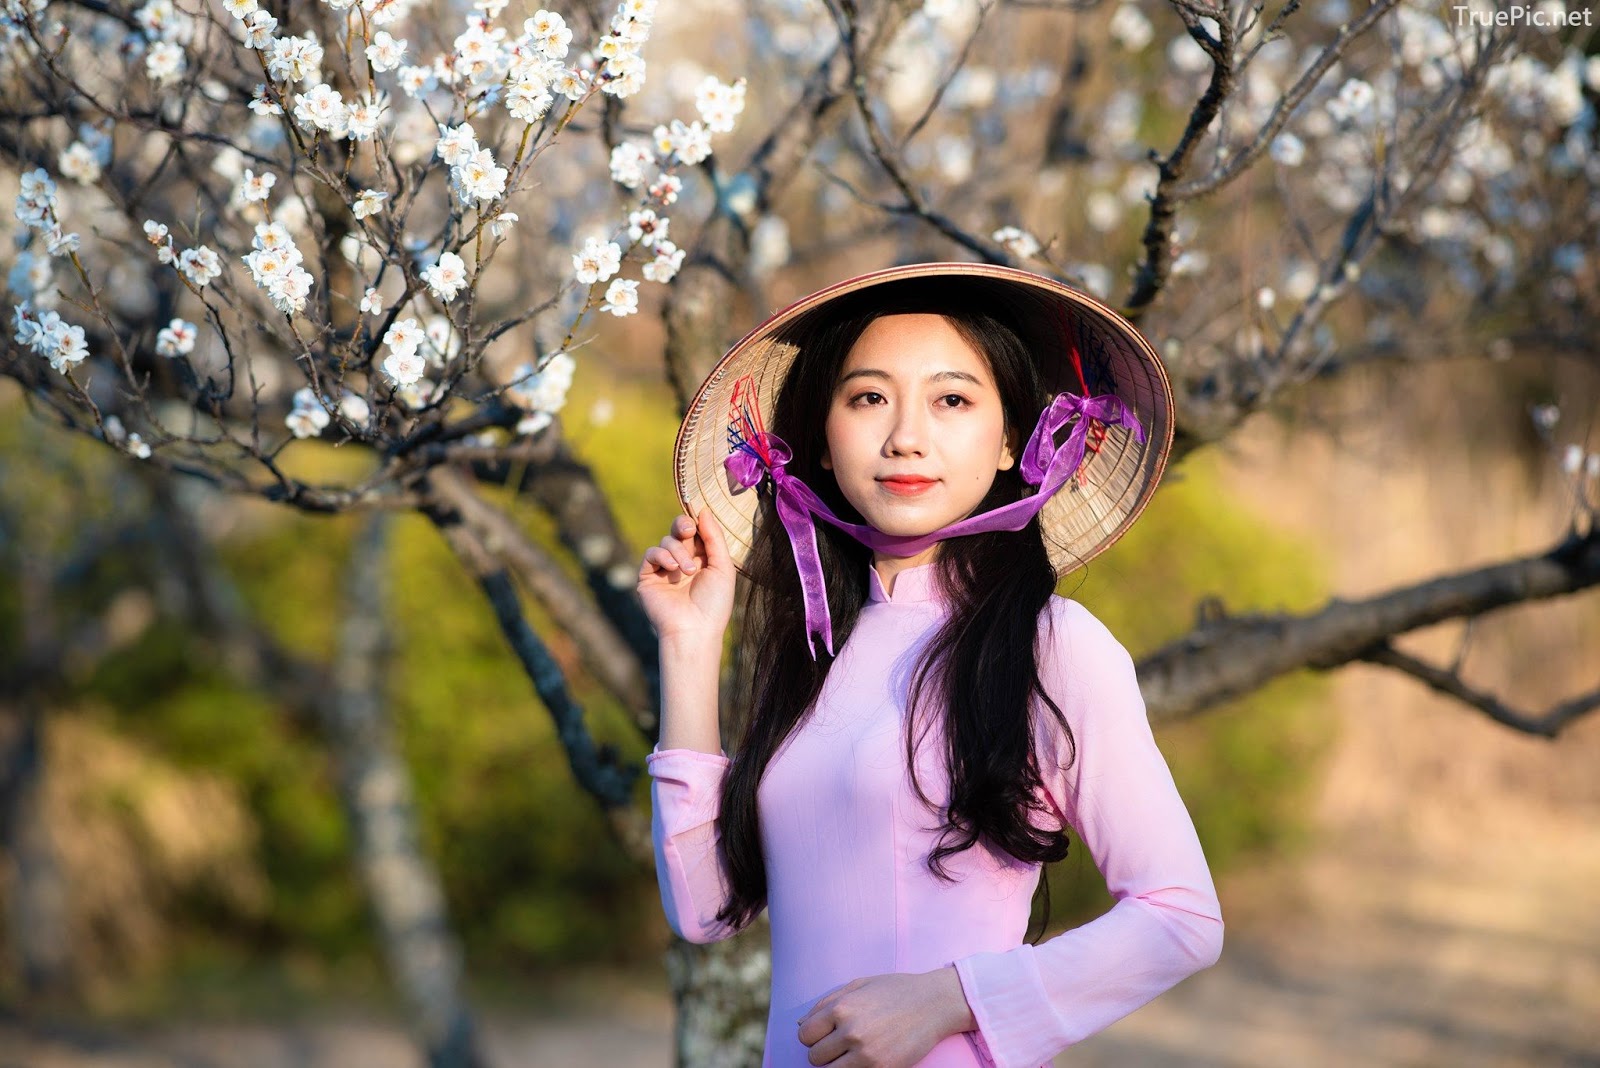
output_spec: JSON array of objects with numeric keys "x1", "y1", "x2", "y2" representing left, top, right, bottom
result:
[{"x1": 637, "y1": 508, "x2": 736, "y2": 643}]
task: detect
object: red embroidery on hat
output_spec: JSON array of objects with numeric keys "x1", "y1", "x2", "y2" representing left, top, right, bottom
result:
[
  {"x1": 1054, "y1": 305, "x2": 1113, "y2": 489},
  {"x1": 726, "y1": 373, "x2": 773, "y2": 477}
]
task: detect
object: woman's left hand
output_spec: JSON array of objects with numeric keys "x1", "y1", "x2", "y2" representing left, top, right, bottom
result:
[{"x1": 796, "y1": 968, "x2": 971, "y2": 1067}]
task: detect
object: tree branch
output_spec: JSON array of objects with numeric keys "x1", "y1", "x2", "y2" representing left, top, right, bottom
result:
[{"x1": 1139, "y1": 527, "x2": 1600, "y2": 733}]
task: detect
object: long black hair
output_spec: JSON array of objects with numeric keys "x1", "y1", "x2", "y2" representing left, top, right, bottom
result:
[{"x1": 713, "y1": 276, "x2": 1079, "y2": 944}]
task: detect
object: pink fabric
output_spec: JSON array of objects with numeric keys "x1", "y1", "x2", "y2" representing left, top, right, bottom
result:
[{"x1": 647, "y1": 561, "x2": 1223, "y2": 1067}]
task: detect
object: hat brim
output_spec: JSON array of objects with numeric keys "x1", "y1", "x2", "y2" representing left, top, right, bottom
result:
[{"x1": 674, "y1": 262, "x2": 1175, "y2": 579}]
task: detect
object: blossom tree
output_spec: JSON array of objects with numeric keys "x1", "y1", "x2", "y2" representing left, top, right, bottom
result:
[
  {"x1": 4, "y1": 0, "x2": 743, "y2": 1061},
  {"x1": 2, "y1": 0, "x2": 1599, "y2": 1063}
]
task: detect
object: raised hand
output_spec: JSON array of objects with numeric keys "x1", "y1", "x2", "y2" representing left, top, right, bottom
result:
[{"x1": 637, "y1": 507, "x2": 736, "y2": 643}]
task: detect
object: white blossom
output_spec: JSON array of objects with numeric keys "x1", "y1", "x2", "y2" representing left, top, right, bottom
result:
[
  {"x1": 268, "y1": 266, "x2": 313, "y2": 314},
  {"x1": 178, "y1": 246, "x2": 223, "y2": 286},
  {"x1": 693, "y1": 75, "x2": 745, "y2": 133},
  {"x1": 452, "y1": 147, "x2": 507, "y2": 205},
  {"x1": 572, "y1": 236, "x2": 622, "y2": 285},
  {"x1": 1108, "y1": 4, "x2": 1152, "y2": 51},
  {"x1": 435, "y1": 122, "x2": 478, "y2": 165},
  {"x1": 487, "y1": 211, "x2": 518, "y2": 239},
  {"x1": 17, "y1": 306, "x2": 91, "y2": 374},
  {"x1": 59, "y1": 142, "x2": 102, "y2": 184},
  {"x1": 155, "y1": 317, "x2": 197, "y2": 356},
  {"x1": 508, "y1": 79, "x2": 554, "y2": 122},
  {"x1": 239, "y1": 168, "x2": 276, "y2": 203},
  {"x1": 1327, "y1": 78, "x2": 1375, "y2": 125},
  {"x1": 507, "y1": 351, "x2": 574, "y2": 419},
  {"x1": 360, "y1": 287, "x2": 383, "y2": 314},
  {"x1": 397, "y1": 65, "x2": 438, "y2": 98},
  {"x1": 339, "y1": 390, "x2": 371, "y2": 425},
  {"x1": 600, "y1": 277, "x2": 639, "y2": 316},
  {"x1": 383, "y1": 316, "x2": 425, "y2": 362},
  {"x1": 750, "y1": 216, "x2": 789, "y2": 275},
  {"x1": 609, "y1": 141, "x2": 653, "y2": 188},
  {"x1": 993, "y1": 225, "x2": 1040, "y2": 259},
  {"x1": 648, "y1": 173, "x2": 681, "y2": 206},
  {"x1": 383, "y1": 347, "x2": 427, "y2": 387},
  {"x1": 452, "y1": 20, "x2": 506, "y2": 82},
  {"x1": 626, "y1": 208, "x2": 669, "y2": 248},
  {"x1": 345, "y1": 92, "x2": 388, "y2": 141},
  {"x1": 294, "y1": 83, "x2": 349, "y2": 136},
  {"x1": 267, "y1": 34, "x2": 323, "y2": 83},
  {"x1": 241, "y1": 9, "x2": 277, "y2": 48},
  {"x1": 366, "y1": 30, "x2": 406, "y2": 72},
  {"x1": 553, "y1": 66, "x2": 592, "y2": 100},
  {"x1": 249, "y1": 84, "x2": 283, "y2": 116},
  {"x1": 652, "y1": 119, "x2": 711, "y2": 165},
  {"x1": 525, "y1": 10, "x2": 571, "y2": 59},
  {"x1": 600, "y1": 51, "x2": 646, "y2": 98},
  {"x1": 286, "y1": 386, "x2": 331, "y2": 438},
  {"x1": 7, "y1": 252, "x2": 52, "y2": 307},
  {"x1": 253, "y1": 220, "x2": 295, "y2": 251},
  {"x1": 641, "y1": 239, "x2": 684, "y2": 283},
  {"x1": 1270, "y1": 132, "x2": 1305, "y2": 167},
  {"x1": 422, "y1": 251, "x2": 469, "y2": 302},
  {"x1": 424, "y1": 315, "x2": 460, "y2": 364},
  {"x1": 145, "y1": 40, "x2": 186, "y2": 85},
  {"x1": 353, "y1": 190, "x2": 388, "y2": 218},
  {"x1": 397, "y1": 376, "x2": 444, "y2": 410},
  {"x1": 1561, "y1": 443, "x2": 1583, "y2": 474}
]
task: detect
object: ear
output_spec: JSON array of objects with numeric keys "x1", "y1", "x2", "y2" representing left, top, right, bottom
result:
[
  {"x1": 997, "y1": 429, "x2": 1018, "y2": 472},
  {"x1": 820, "y1": 445, "x2": 832, "y2": 471}
]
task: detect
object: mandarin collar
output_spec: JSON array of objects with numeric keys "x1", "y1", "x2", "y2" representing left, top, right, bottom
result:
[{"x1": 866, "y1": 560, "x2": 942, "y2": 605}]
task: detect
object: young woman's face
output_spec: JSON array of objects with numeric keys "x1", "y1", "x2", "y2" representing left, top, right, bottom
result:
[{"x1": 821, "y1": 313, "x2": 1016, "y2": 540}]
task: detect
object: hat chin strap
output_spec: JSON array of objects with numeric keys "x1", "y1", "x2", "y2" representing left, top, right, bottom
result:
[{"x1": 726, "y1": 390, "x2": 1145, "y2": 661}]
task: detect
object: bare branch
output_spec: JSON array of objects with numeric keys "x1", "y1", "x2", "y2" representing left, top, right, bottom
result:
[
  {"x1": 1139, "y1": 527, "x2": 1600, "y2": 731},
  {"x1": 418, "y1": 467, "x2": 638, "y2": 811},
  {"x1": 1359, "y1": 641, "x2": 1600, "y2": 738},
  {"x1": 424, "y1": 464, "x2": 654, "y2": 727}
]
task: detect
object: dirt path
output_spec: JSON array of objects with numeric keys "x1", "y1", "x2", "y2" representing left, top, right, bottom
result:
[{"x1": 5, "y1": 814, "x2": 1596, "y2": 1068}]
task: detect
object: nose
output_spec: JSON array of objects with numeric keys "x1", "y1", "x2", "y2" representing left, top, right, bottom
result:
[{"x1": 884, "y1": 402, "x2": 928, "y2": 458}]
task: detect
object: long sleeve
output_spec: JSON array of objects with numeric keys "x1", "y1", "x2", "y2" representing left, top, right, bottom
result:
[
  {"x1": 645, "y1": 742, "x2": 752, "y2": 944},
  {"x1": 951, "y1": 598, "x2": 1224, "y2": 1068}
]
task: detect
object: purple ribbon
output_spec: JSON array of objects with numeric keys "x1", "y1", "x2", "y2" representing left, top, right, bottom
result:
[{"x1": 724, "y1": 390, "x2": 1145, "y2": 660}]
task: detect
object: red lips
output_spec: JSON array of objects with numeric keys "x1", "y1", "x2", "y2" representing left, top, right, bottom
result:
[{"x1": 878, "y1": 476, "x2": 937, "y2": 496}]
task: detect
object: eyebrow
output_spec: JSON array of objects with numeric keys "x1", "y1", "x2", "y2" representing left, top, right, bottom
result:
[{"x1": 836, "y1": 368, "x2": 985, "y2": 387}]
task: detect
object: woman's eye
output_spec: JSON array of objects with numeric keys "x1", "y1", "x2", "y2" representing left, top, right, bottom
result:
[
  {"x1": 849, "y1": 392, "x2": 884, "y2": 406},
  {"x1": 939, "y1": 394, "x2": 971, "y2": 408}
]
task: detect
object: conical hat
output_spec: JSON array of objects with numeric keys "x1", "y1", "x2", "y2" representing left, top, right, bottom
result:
[{"x1": 673, "y1": 262, "x2": 1175, "y2": 577}]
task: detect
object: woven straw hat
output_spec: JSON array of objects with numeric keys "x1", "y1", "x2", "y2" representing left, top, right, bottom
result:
[{"x1": 673, "y1": 262, "x2": 1175, "y2": 578}]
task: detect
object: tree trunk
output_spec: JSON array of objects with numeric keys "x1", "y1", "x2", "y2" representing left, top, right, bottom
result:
[
  {"x1": 666, "y1": 921, "x2": 773, "y2": 1068},
  {"x1": 0, "y1": 702, "x2": 73, "y2": 1002},
  {"x1": 326, "y1": 513, "x2": 491, "y2": 1068}
]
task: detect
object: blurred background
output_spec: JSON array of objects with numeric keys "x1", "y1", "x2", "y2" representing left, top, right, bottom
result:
[{"x1": 2, "y1": 0, "x2": 1598, "y2": 1065}]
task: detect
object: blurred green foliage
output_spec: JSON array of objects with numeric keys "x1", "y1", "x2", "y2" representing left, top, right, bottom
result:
[
  {"x1": 1041, "y1": 448, "x2": 1335, "y2": 926},
  {"x1": 0, "y1": 367, "x2": 1331, "y2": 1004}
]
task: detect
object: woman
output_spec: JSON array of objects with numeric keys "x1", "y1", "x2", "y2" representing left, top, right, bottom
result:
[{"x1": 638, "y1": 264, "x2": 1222, "y2": 1068}]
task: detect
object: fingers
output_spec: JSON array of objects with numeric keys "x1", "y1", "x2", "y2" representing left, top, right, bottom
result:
[
  {"x1": 695, "y1": 507, "x2": 730, "y2": 571},
  {"x1": 642, "y1": 510, "x2": 724, "y2": 584}
]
